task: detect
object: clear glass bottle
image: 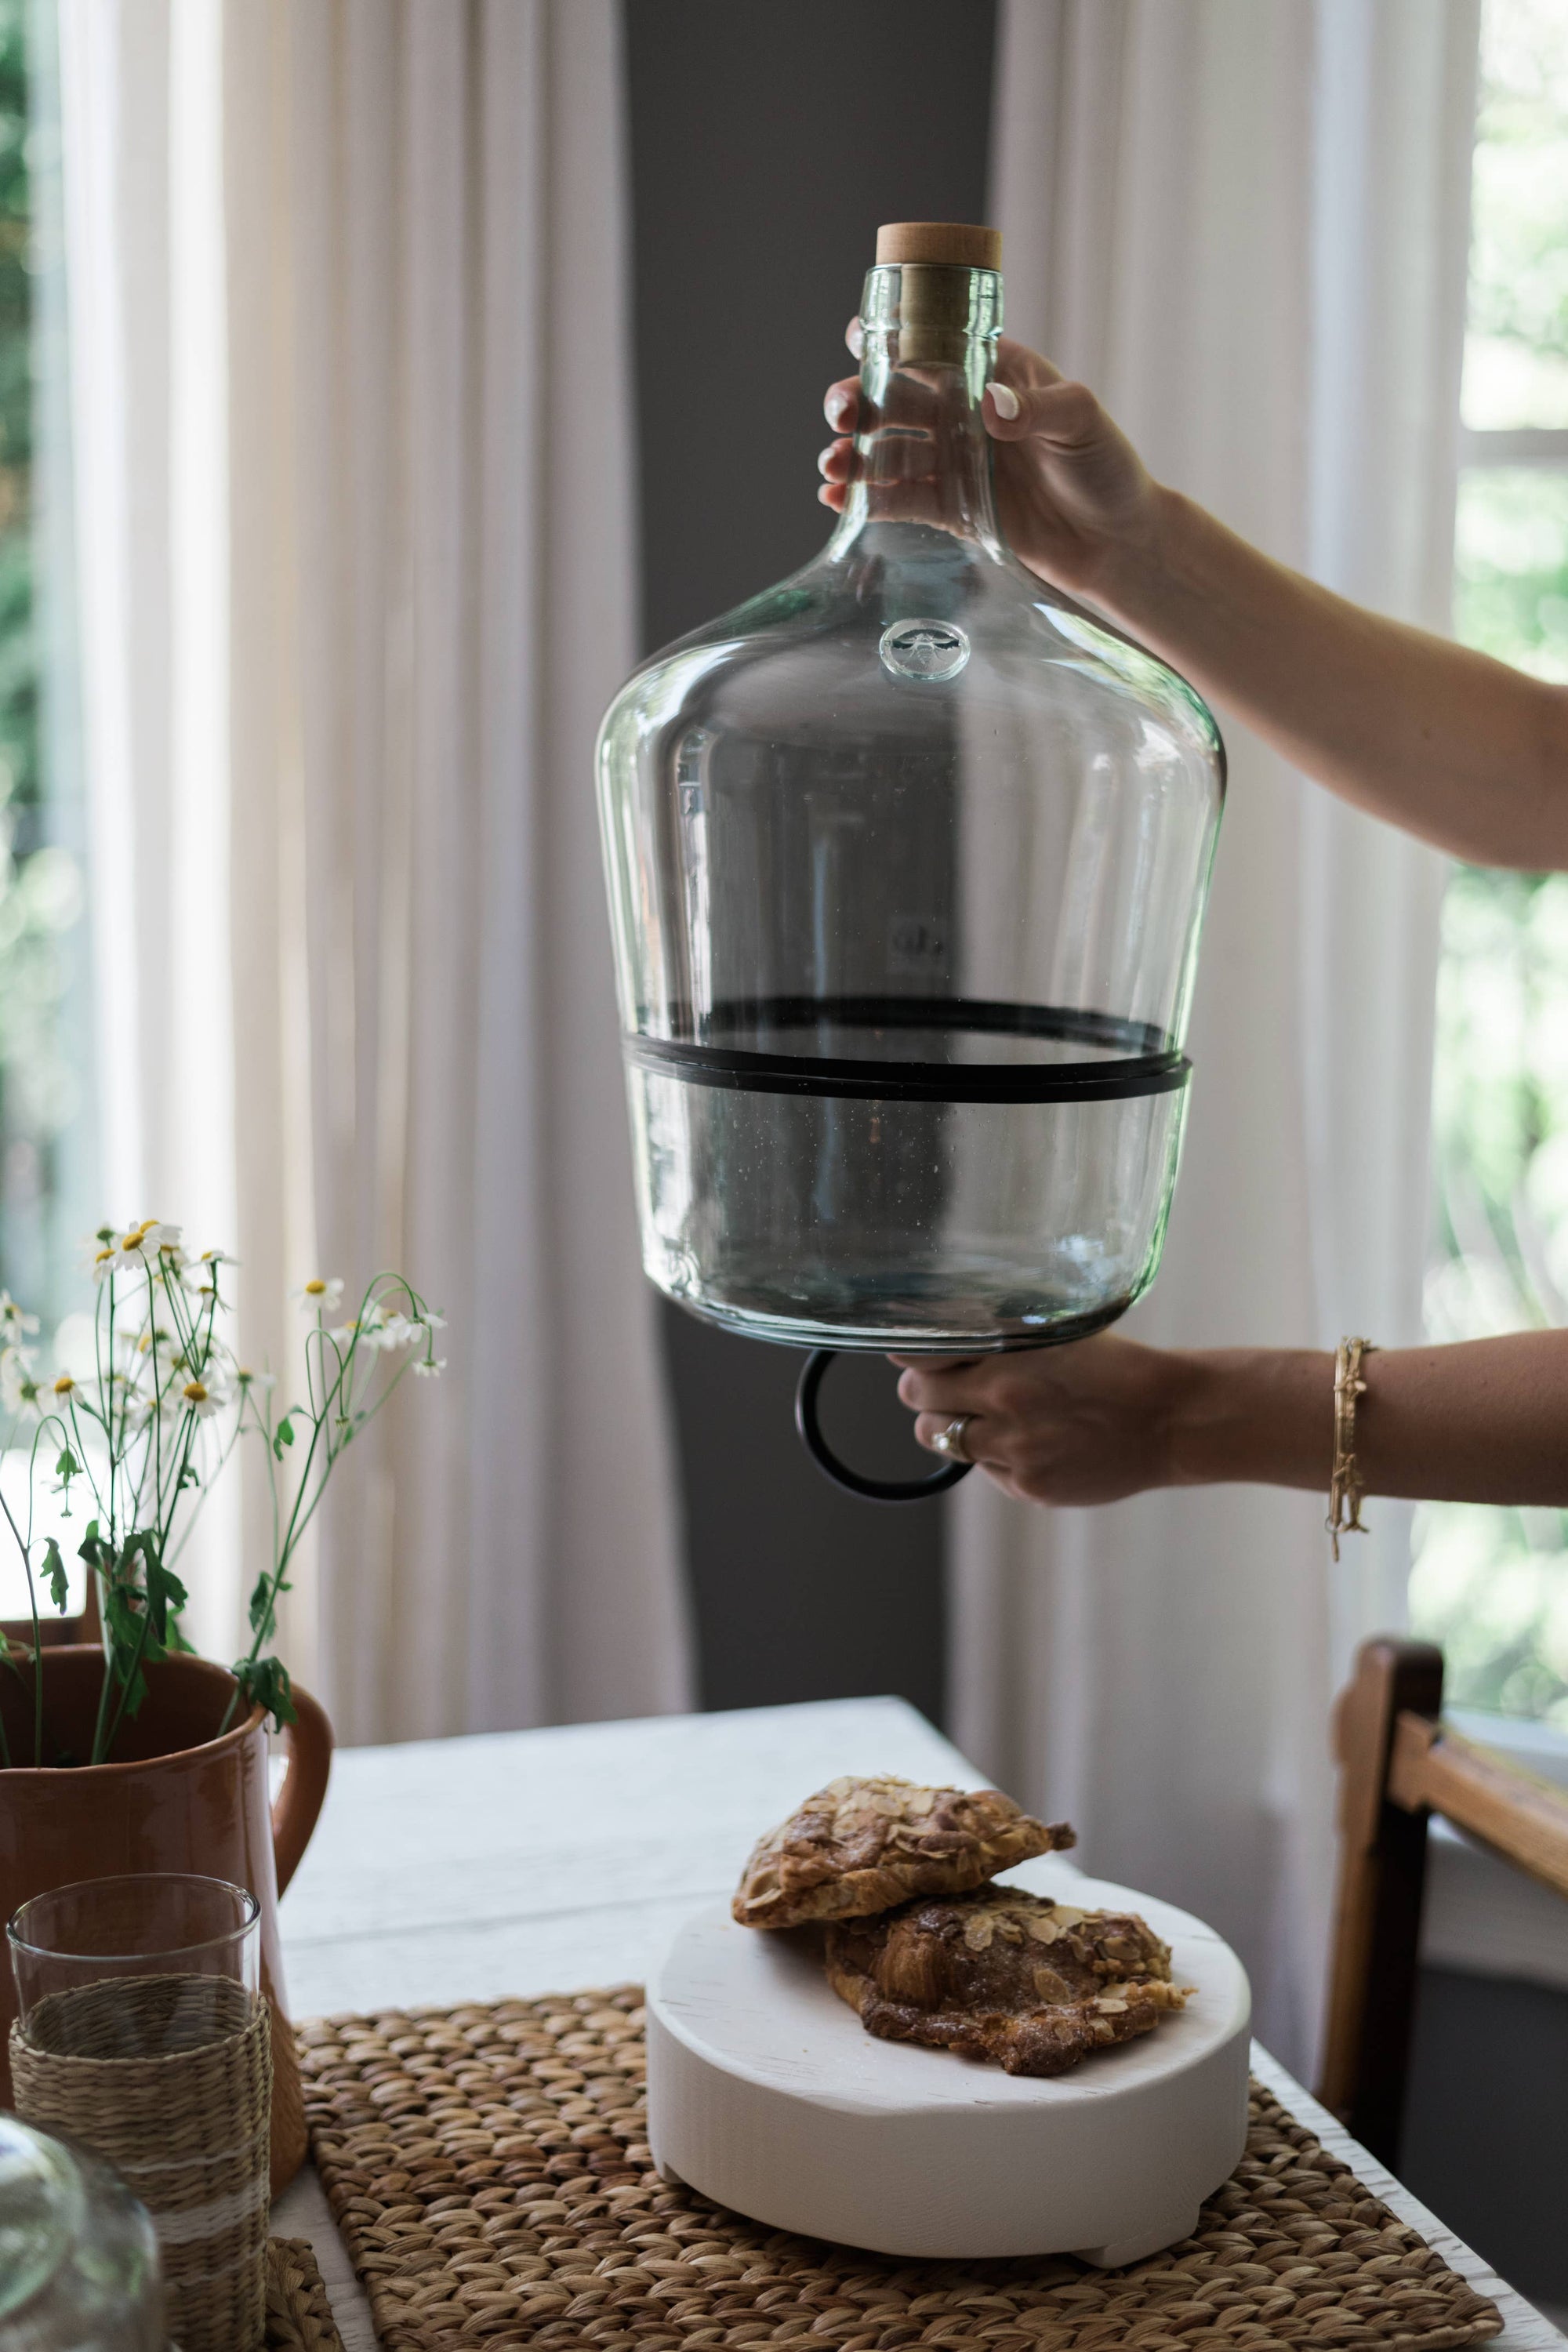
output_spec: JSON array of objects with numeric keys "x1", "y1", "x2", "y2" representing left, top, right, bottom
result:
[
  {"x1": 0, "y1": 2117, "x2": 164, "y2": 2352},
  {"x1": 597, "y1": 223, "x2": 1223, "y2": 1361}
]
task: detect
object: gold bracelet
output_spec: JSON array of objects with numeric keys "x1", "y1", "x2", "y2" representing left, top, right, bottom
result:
[{"x1": 1327, "y1": 1337, "x2": 1375, "y2": 1561}]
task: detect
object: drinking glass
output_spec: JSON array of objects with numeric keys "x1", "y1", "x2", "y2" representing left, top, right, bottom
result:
[
  {"x1": 7, "y1": 1874, "x2": 270, "y2": 2352},
  {"x1": 8, "y1": 1871, "x2": 260, "y2": 2055}
]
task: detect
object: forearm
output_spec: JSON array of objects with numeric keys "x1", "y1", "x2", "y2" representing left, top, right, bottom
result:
[
  {"x1": 1168, "y1": 1332, "x2": 1568, "y2": 1506},
  {"x1": 1098, "y1": 490, "x2": 1568, "y2": 871}
]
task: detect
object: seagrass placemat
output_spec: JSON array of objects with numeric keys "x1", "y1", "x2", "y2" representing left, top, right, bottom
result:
[
  {"x1": 297, "y1": 1986, "x2": 1501, "y2": 2352},
  {"x1": 267, "y1": 2237, "x2": 347, "y2": 2350}
]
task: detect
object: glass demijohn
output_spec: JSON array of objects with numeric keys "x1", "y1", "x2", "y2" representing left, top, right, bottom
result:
[{"x1": 597, "y1": 223, "x2": 1224, "y2": 1361}]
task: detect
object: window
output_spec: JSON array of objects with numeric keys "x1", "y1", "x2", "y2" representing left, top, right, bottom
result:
[
  {"x1": 0, "y1": 0, "x2": 93, "y2": 1621},
  {"x1": 1409, "y1": 0, "x2": 1568, "y2": 1723}
]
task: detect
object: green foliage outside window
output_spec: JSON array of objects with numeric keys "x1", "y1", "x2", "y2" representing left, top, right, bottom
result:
[
  {"x1": 1408, "y1": 0, "x2": 1568, "y2": 1724},
  {"x1": 0, "y1": 0, "x2": 88, "y2": 1329}
]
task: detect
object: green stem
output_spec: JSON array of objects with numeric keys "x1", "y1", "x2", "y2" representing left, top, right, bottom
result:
[
  {"x1": 100, "y1": 1410, "x2": 201, "y2": 1762},
  {"x1": 88, "y1": 1566, "x2": 117, "y2": 1763}
]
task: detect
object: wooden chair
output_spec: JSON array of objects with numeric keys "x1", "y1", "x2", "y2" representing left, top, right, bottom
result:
[{"x1": 1319, "y1": 1635, "x2": 1568, "y2": 2168}]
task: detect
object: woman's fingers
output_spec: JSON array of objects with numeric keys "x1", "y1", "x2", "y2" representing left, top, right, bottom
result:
[
  {"x1": 913, "y1": 1410, "x2": 1005, "y2": 1465},
  {"x1": 824, "y1": 377, "x2": 860, "y2": 432},
  {"x1": 896, "y1": 1362, "x2": 992, "y2": 1415},
  {"x1": 818, "y1": 439, "x2": 854, "y2": 483},
  {"x1": 983, "y1": 376, "x2": 1101, "y2": 448}
]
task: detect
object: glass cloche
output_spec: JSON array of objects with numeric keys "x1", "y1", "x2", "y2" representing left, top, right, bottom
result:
[{"x1": 597, "y1": 222, "x2": 1224, "y2": 1490}]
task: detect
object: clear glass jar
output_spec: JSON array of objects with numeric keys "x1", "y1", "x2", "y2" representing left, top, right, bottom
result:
[
  {"x1": 0, "y1": 2117, "x2": 164, "y2": 2352},
  {"x1": 597, "y1": 225, "x2": 1224, "y2": 1356}
]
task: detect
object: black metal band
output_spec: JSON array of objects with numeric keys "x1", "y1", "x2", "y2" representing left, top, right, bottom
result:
[
  {"x1": 795, "y1": 1348, "x2": 971, "y2": 1502},
  {"x1": 624, "y1": 994, "x2": 1189, "y2": 1105}
]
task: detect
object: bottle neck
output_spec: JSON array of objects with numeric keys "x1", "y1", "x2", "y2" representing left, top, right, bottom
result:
[{"x1": 829, "y1": 263, "x2": 1003, "y2": 554}]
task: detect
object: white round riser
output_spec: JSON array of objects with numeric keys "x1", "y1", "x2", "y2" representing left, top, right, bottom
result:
[{"x1": 647, "y1": 1861, "x2": 1251, "y2": 2266}]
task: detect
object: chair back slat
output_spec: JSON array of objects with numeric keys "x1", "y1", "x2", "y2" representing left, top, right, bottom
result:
[
  {"x1": 1388, "y1": 1713, "x2": 1568, "y2": 1899},
  {"x1": 1320, "y1": 1635, "x2": 1568, "y2": 2172},
  {"x1": 1318, "y1": 1638, "x2": 1443, "y2": 2165}
]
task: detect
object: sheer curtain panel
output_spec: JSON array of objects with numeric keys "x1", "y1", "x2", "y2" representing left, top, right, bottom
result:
[
  {"x1": 971, "y1": 0, "x2": 1479, "y2": 2074},
  {"x1": 59, "y1": 0, "x2": 691, "y2": 1741}
]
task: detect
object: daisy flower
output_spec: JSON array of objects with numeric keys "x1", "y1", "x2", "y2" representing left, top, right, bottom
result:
[
  {"x1": 98, "y1": 1220, "x2": 183, "y2": 1279},
  {"x1": 328, "y1": 1301, "x2": 386, "y2": 1351},
  {"x1": 372, "y1": 1312, "x2": 420, "y2": 1351},
  {"x1": 295, "y1": 1277, "x2": 344, "y2": 1316},
  {"x1": 178, "y1": 1375, "x2": 228, "y2": 1420},
  {"x1": 0, "y1": 1292, "x2": 38, "y2": 1340},
  {"x1": 180, "y1": 1247, "x2": 232, "y2": 1294},
  {"x1": 1, "y1": 1346, "x2": 42, "y2": 1420}
]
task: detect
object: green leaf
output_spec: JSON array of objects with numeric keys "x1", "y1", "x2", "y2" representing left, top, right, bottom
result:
[
  {"x1": 103, "y1": 1585, "x2": 141, "y2": 1650},
  {"x1": 142, "y1": 1551, "x2": 188, "y2": 1647},
  {"x1": 42, "y1": 1537, "x2": 67, "y2": 1611},
  {"x1": 272, "y1": 1415, "x2": 296, "y2": 1461},
  {"x1": 232, "y1": 1653, "x2": 296, "y2": 1730},
  {"x1": 54, "y1": 1446, "x2": 78, "y2": 1482},
  {"x1": 247, "y1": 1573, "x2": 274, "y2": 1639}
]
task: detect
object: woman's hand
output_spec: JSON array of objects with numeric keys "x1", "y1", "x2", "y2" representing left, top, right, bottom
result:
[
  {"x1": 818, "y1": 325, "x2": 1164, "y2": 602},
  {"x1": 892, "y1": 1335, "x2": 1193, "y2": 1507},
  {"x1": 897, "y1": 1330, "x2": 1568, "y2": 1514}
]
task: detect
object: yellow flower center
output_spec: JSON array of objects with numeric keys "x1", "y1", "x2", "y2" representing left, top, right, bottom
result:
[
  {"x1": 52, "y1": 1375, "x2": 74, "y2": 1395},
  {"x1": 305, "y1": 1279, "x2": 326, "y2": 1295},
  {"x1": 183, "y1": 1381, "x2": 208, "y2": 1405}
]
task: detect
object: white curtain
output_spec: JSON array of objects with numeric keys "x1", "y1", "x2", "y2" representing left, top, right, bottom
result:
[
  {"x1": 59, "y1": 0, "x2": 691, "y2": 1743},
  {"x1": 969, "y1": 0, "x2": 1478, "y2": 2073}
]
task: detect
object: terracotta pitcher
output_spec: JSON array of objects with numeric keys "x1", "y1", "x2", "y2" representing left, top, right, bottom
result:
[{"x1": 0, "y1": 1646, "x2": 332, "y2": 2194}]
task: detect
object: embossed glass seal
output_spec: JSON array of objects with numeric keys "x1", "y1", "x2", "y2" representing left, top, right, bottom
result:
[{"x1": 878, "y1": 618, "x2": 971, "y2": 682}]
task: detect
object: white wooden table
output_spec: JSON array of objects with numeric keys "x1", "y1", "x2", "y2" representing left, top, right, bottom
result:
[{"x1": 273, "y1": 1697, "x2": 1566, "y2": 2352}]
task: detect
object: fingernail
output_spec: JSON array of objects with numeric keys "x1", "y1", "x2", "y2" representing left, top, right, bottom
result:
[
  {"x1": 817, "y1": 445, "x2": 837, "y2": 476},
  {"x1": 824, "y1": 388, "x2": 854, "y2": 430},
  {"x1": 846, "y1": 318, "x2": 865, "y2": 358},
  {"x1": 989, "y1": 382, "x2": 1020, "y2": 420}
]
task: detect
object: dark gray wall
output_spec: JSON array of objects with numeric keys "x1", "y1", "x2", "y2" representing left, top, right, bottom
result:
[
  {"x1": 624, "y1": 0, "x2": 996, "y2": 1719},
  {"x1": 1403, "y1": 1966, "x2": 1568, "y2": 2312}
]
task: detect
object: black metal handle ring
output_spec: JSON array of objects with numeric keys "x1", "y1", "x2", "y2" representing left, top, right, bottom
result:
[{"x1": 794, "y1": 1347, "x2": 971, "y2": 1503}]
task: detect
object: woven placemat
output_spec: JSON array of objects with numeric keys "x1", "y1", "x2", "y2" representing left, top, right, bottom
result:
[
  {"x1": 298, "y1": 1985, "x2": 1502, "y2": 2351},
  {"x1": 267, "y1": 2236, "x2": 347, "y2": 2350}
]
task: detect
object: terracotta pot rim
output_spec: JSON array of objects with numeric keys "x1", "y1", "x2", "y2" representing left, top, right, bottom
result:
[{"x1": 0, "y1": 1645, "x2": 267, "y2": 1777}]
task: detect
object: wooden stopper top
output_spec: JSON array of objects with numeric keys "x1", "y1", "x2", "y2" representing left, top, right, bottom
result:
[{"x1": 876, "y1": 221, "x2": 1001, "y2": 270}]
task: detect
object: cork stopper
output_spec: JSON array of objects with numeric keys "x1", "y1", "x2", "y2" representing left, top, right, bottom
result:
[{"x1": 876, "y1": 222, "x2": 1001, "y2": 270}]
